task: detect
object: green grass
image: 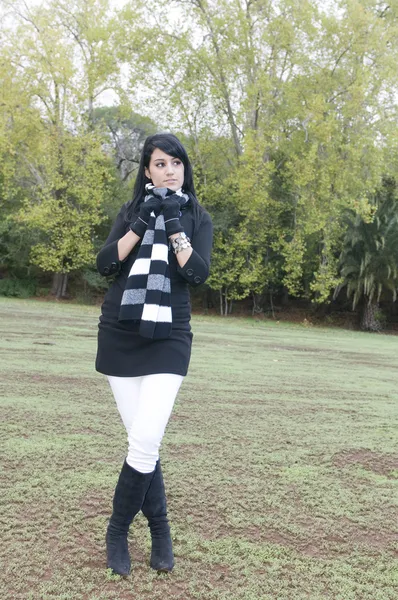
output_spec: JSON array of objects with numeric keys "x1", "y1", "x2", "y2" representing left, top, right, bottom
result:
[{"x1": 1, "y1": 297, "x2": 397, "y2": 600}]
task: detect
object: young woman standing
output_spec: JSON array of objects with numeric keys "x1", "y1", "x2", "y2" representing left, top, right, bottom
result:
[{"x1": 95, "y1": 133, "x2": 213, "y2": 577}]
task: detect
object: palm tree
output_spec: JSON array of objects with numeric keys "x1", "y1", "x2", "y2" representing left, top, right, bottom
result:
[{"x1": 334, "y1": 183, "x2": 398, "y2": 331}]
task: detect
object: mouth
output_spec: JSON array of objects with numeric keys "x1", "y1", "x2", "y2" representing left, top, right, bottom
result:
[{"x1": 165, "y1": 179, "x2": 177, "y2": 183}]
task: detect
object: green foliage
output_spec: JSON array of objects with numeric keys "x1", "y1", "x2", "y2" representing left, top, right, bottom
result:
[
  {"x1": 335, "y1": 180, "x2": 398, "y2": 309},
  {"x1": 0, "y1": 278, "x2": 36, "y2": 298},
  {"x1": 15, "y1": 131, "x2": 112, "y2": 274},
  {"x1": 81, "y1": 268, "x2": 109, "y2": 291},
  {"x1": 2, "y1": 0, "x2": 398, "y2": 318},
  {"x1": 0, "y1": 0, "x2": 124, "y2": 290},
  {"x1": 93, "y1": 106, "x2": 158, "y2": 181},
  {"x1": 128, "y1": 0, "x2": 398, "y2": 307},
  {"x1": 0, "y1": 217, "x2": 39, "y2": 278}
]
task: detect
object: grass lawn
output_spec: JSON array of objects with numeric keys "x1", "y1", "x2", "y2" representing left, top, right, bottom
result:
[{"x1": 1, "y1": 297, "x2": 397, "y2": 600}]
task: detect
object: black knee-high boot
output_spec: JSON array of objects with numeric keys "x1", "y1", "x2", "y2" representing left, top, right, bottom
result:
[
  {"x1": 106, "y1": 460, "x2": 156, "y2": 576},
  {"x1": 141, "y1": 460, "x2": 174, "y2": 572}
]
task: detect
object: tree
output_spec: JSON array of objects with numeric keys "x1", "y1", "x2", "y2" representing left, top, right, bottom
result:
[
  {"x1": 2, "y1": 0, "x2": 398, "y2": 316},
  {"x1": 1, "y1": 0, "x2": 120, "y2": 296},
  {"x1": 93, "y1": 106, "x2": 158, "y2": 182},
  {"x1": 51, "y1": 0, "x2": 120, "y2": 127},
  {"x1": 15, "y1": 131, "x2": 113, "y2": 297},
  {"x1": 122, "y1": 0, "x2": 398, "y2": 306},
  {"x1": 334, "y1": 180, "x2": 398, "y2": 331},
  {"x1": 0, "y1": 33, "x2": 45, "y2": 282}
]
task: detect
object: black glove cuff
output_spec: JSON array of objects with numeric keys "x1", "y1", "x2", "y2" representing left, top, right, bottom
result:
[
  {"x1": 164, "y1": 218, "x2": 184, "y2": 237},
  {"x1": 130, "y1": 217, "x2": 147, "y2": 238}
]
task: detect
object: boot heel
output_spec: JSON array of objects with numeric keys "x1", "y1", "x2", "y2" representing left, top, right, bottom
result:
[{"x1": 141, "y1": 460, "x2": 175, "y2": 572}]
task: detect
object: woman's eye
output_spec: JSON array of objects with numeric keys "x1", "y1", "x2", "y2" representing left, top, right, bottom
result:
[{"x1": 154, "y1": 160, "x2": 181, "y2": 168}]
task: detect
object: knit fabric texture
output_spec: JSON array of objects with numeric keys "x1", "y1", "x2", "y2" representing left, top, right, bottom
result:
[{"x1": 118, "y1": 184, "x2": 189, "y2": 339}]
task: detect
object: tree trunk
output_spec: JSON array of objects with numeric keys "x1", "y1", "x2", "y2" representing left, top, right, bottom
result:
[
  {"x1": 281, "y1": 286, "x2": 289, "y2": 307},
  {"x1": 202, "y1": 289, "x2": 209, "y2": 313},
  {"x1": 360, "y1": 300, "x2": 382, "y2": 332},
  {"x1": 61, "y1": 273, "x2": 68, "y2": 298},
  {"x1": 270, "y1": 290, "x2": 275, "y2": 319},
  {"x1": 196, "y1": 1, "x2": 243, "y2": 157},
  {"x1": 51, "y1": 273, "x2": 61, "y2": 296},
  {"x1": 252, "y1": 292, "x2": 263, "y2": 315},
  {"x1": 51, "y1": 272, "x2": 68, "y2": 299}
]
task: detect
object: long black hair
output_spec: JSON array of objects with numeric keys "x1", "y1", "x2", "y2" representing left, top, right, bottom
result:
[{"x1": 125, "y1": 133, "x2": 205, "y2": 233}]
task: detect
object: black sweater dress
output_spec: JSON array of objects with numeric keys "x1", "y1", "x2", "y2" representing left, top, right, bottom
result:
[{"x1": 95, "y1": 200, "x2": 213, "y2": 377}]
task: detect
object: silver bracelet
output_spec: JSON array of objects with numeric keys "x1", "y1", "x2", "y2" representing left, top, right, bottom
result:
[{"x1": 171, "y1": 232, "x2": 191, "y2": 254}]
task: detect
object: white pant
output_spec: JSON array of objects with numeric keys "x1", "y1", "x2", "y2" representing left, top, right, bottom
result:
[{"x1": 107, "y1": 374, "x2": 184, "y2": 474}]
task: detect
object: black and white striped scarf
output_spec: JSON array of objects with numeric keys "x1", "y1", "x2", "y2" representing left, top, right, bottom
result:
[{"x1": 118, "y1": 184, "x2": 189, "y2": 339}]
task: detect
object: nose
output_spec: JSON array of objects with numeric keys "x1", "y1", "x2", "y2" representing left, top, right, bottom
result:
[{"x1": 166, "y1": 162, "x2": 175, "y2": 175}]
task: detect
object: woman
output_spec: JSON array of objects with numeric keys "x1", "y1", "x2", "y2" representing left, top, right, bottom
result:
[{"x1": 95, "y1": 133, "x2": 213, "y2": 577}]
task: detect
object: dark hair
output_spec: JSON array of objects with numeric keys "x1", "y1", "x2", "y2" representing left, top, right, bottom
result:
[{"x1": 125, "y1": 133, "x2": 204, "y2": 232}]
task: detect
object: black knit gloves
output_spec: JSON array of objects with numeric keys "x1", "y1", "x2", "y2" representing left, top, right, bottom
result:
[
  {"x1": 130, "y1": 197, "x2": 162, "y2": 238},
  {"x1": 161, "y1": 195, "x2": 184, "y2": 237},
  {"x1": 130, "y1": 193, "x2": 185, "y2": 238}
]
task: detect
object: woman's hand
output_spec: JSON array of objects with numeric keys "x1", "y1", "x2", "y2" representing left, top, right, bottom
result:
[
  {"x1": 130, "y1": 197, "x2": 162, "y2": 238},
  {"x1": 161, "y1": 195, "x2": 184, "y2": 237}
]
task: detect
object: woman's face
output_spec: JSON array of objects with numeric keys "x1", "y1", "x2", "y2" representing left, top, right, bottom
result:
[{"x1": 145, "y1": 148, "x2": 185, "y2": 192}]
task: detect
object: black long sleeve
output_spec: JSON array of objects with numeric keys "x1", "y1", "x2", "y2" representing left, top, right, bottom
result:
[
  {"x1": 96, "y1": 204, "x2": 213, "y2": 378},
  {"x1": 176, "y1": 210, "x2": 213, "y2": 287},
  {"x1": 96, "y1": 204, "x2": 213, "y2": 286},
  {"x1": 96, "y1": 205, "x2": 128, "y2": 276}
]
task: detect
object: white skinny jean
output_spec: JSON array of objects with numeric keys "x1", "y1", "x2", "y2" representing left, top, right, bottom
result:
[{"x1": 107, "y1": 374, "x2": 184, "y2": 474}]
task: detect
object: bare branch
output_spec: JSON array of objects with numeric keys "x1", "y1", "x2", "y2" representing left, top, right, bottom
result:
[{"x1": 331, "y1": 46, "x2": 351, "y2": 77}]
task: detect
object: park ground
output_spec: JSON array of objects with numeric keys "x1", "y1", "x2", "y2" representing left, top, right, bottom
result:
[{"x1": 1, "y1": 297, "x2": 397, "y2": 600}]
